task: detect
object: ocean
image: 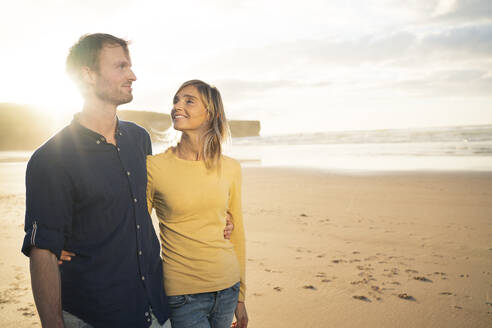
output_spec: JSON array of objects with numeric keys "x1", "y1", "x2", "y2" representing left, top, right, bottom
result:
[
  {"x1": 222, "y1": 124, "x2": 492, "y2": 172},
  {"x1": 2, "y1": 125, "x2": 491, "y2": 172}
]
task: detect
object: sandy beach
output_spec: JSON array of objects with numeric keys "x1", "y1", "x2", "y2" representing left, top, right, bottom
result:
[{"x1": 1, "y1": 163, "x2": 491, "y2": 327}]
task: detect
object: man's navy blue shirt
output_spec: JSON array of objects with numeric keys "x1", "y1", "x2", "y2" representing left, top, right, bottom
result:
[{"x1": 21, "y1": 117, "x2": 170, "y2": 328}]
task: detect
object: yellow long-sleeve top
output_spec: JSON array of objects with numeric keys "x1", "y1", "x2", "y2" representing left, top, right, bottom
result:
[{"x1": 146, "y1": 149, "x2": 246, "y2": 301}]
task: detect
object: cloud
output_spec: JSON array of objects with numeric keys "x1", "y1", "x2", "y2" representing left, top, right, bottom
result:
[
  {"x1": 421, "y1": 23, "x2": 492, "y2": 57},
  {"x1": 214, "y1": 79, "x2": 334, "y2": 102},
  {"x1": 199, "y1": 22, "x2": 492, "y2": 82},
  {"x1": 304, "y1": 23, "x2": 492, "y2": 65},
  {"x1": 433, "y1": 0, "x2": 492, "y2": 23},
  {"x1": 382, "y1": 69, "x2": 492, "y2": 97},
  {"x1": 190, "y1": 21, "x2": 492, "y2": 107}
]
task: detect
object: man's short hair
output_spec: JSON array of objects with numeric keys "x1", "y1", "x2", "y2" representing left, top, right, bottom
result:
[{"x1": 66, "y1": 33, "x2": 129, "y2": 86}]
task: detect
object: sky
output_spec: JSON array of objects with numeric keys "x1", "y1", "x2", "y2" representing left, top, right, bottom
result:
[{"x1": 1, "y1": 0, "x2": 491, "y2": 135}]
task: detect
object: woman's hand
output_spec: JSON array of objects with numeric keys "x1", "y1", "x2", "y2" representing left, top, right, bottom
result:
[
  {"x1": 57, "y1": 250, "x2": 76, "y2": 265},
  {"x1": 232, "y1": 301, "x2": 248, "y2": 328},
  {"x1": 224, "y1": 212, "x2": 234, "y2": 240}
]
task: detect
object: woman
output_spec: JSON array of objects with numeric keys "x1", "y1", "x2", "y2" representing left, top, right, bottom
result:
[{"x1": 146, "y1": 80, "x2": 248, "y2": 328}]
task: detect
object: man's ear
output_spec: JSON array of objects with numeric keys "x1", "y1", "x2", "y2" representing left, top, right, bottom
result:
[{"x1": 80, "y1": 66, "x2": 96, "y2": 86}]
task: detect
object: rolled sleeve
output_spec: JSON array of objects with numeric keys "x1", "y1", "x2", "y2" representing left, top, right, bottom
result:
[{"x1": 21, "y1": 152, "x2": 73, "y2": 259}]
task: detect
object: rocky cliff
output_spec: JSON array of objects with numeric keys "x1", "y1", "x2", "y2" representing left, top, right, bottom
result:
[{"x1": 0, "y1": 104, "x2": 260, "y2": 150}]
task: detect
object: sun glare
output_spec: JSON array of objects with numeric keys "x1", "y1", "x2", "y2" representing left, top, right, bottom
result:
[
  {"x1": 2, "y1": 48, "x2": 82, "y2": 121},
  {"x1": 36, "y1": 79, "x2": 82, "y2": 118}
]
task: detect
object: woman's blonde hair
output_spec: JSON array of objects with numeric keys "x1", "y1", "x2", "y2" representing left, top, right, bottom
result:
[{"x1": 175, "y1": 79, "x2": 230, "y2": 170}]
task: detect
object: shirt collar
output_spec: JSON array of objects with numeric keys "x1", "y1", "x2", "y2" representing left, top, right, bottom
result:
[{"x1": 71, "y1": 113, "x2": 122, "y2": 142}]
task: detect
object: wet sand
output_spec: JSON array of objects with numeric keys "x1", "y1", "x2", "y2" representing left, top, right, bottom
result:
[{"x1": 1, "y1": 163, "x2": 492, "y2": 327}]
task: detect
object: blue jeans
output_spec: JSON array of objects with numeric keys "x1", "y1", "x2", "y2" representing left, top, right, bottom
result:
[{"x1": 167, "y1": 282, "x2": 240, "y2": 328}]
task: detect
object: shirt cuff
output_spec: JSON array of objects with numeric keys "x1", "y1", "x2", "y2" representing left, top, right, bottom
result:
[{"x1": 21, "y1": 223, "x2": 64, "y2": 259}]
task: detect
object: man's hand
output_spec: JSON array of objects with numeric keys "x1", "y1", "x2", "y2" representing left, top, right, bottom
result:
[
  {"x1": 223, "y1": 212, "x2": 234, "y2": 240},
  {"x1": 232, "y1": 301, "x2": 248, "y2": 328},
  {"x1": 58, "y1": 250, "x2": 76, "y2": 265}
]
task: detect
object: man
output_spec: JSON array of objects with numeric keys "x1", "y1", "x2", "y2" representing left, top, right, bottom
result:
[
  {"x1": 21, "y1": 33, "x2": 168, "y2": 328},
  {"x1": 22, "y1": 33, "x2": 233, "y2": 328}
]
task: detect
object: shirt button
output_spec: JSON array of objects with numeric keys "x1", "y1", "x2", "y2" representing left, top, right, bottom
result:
[
  {"x1": 147, "y1": 318, "x2": 151, "y2": 322},
  {"x1": 145, "y1": 312, "x2": 149, "y2": 317},
  {"x1": 134, "y1": 198, "x2": 138, "y2": 203},
  {"x1": 137, "y1": 224, "x2": 140, "y2": 229},
  {"x1": 141, "y1": 276, "x2": 145, "y2": 281},
  {"x1": 127, "y1": 171, "x2": 131, "y2": 176},
  {"x1": 119, "y1": 132, "x2": 123, "y2": 136},
  {"x1": 139, "y1": 250, "x2": 142, "y2": 255},
  {"x1": 101, "y1": 137, "x2": 105, "y2": 142},
  {"x1": 117, "y1": 147, "x2": 120, "y2": 152},
  {"x1": 96, "y1": 140, "x2": 100, "y2": 144}
]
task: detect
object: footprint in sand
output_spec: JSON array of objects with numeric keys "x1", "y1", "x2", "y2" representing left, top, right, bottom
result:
[
  {"x1": 273, "y1": 287, "x2": 282, "y2": 292},
  {"x1": 413, "y1": 276, "x2": 432, "y2": 282},
  {"x1": 364, "y1": 256, "x2": 378, "y2": 261},
  {"x1": 368, "y1": 290, "x2": 383, "y2": 301},
  {"x1": 381, "y1": 281, "x2": 401, "y2": 290},
  {"x1": 357, "y1": 272, "x2": 376, "y2": 281},
  {"x1": 18, "y1": 306, "x2": 36, "y2": 317},
  {"x1": 371, "y1": 285, "x2": 384, "y2": 293},
  {"x1": 352, "y1": 295, "x2": 370, "y2": 302},
  {"x1": 434, "y1": 272, "x2": 447, "y2": 280},
  {"x1": 0, "y1": 295, "x2": 9, "y2": 304},
  {"x1": 356, "y1": 265, "x2": 373, "y2": 271},
  {"x1": 382, "y1": 268, "x2": 399, "y2": 278},
  {"x1": 302, "y1": 285, "x2": 317, "y2": 290},
  {"x1": 397, "y1": 293, "x2": 416, "y2": 301},
  {"x1": 440, "y1": 292, "x2": 454, "y2": 296}
]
